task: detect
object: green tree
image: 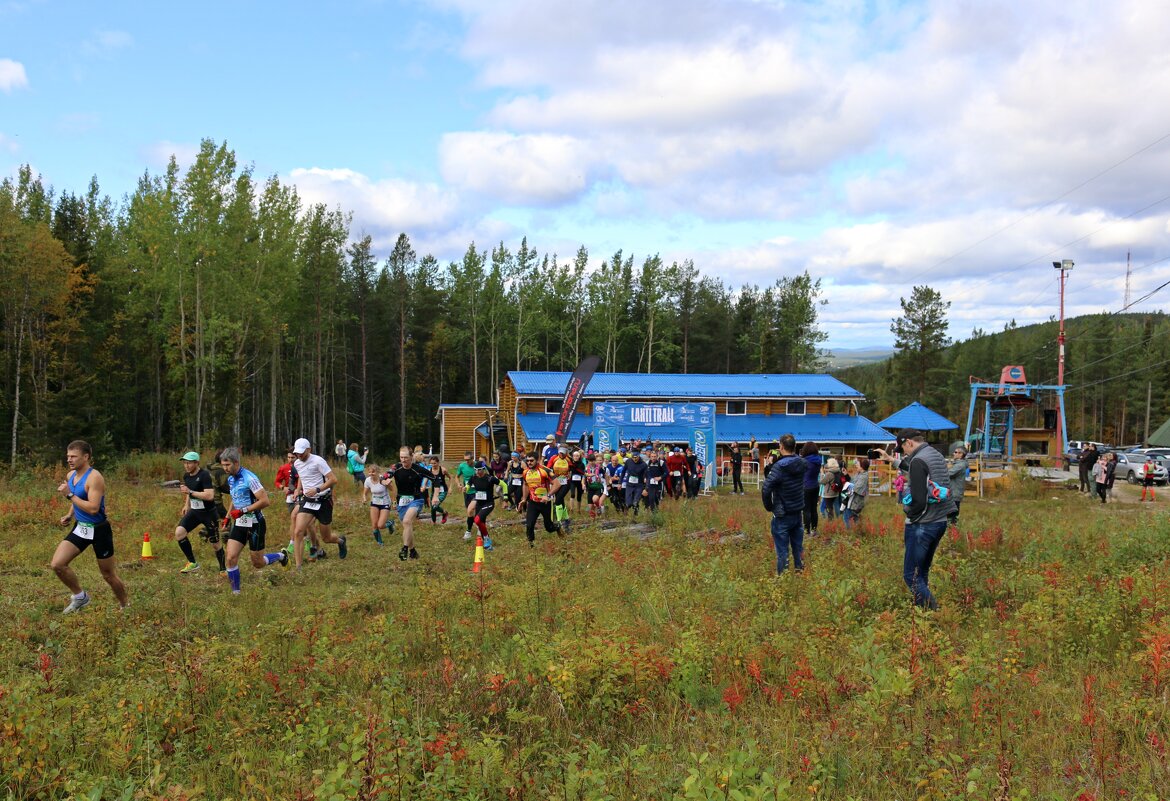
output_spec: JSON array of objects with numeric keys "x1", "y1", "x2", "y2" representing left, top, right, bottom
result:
[{"x1": 891, "y1": 285, "x2": 952, "y2": 406}]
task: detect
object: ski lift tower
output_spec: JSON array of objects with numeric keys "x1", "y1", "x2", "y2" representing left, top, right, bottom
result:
[{"x1": 963, "y1": 365, "x2": 1068, "y2": 461}]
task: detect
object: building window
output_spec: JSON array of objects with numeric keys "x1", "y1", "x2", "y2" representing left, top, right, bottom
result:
[
  {"x1": 786, "y1": 401, "x2": 806, "y2": 416},
  {"x1": 545, "y1": 398, "x2": 563, "y2": 414},
  {"x1": 726, "y1": 400, "x2": 747, "y2": 415}
]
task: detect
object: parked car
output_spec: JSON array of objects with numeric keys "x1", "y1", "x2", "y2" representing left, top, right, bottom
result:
[{"x1": 1112, "y1": 452, "x2": 1169, "y2": 485}]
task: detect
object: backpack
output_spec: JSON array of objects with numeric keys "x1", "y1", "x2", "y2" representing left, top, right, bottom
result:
[{"x1": 829, "y1": 470, "x2": 845, "y2": 494}]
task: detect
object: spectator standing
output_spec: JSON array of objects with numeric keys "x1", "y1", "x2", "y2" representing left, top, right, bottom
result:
[
  {"x1": 346, "y1": 442, "x2": 369, "y2": 487},
  {"x1": 896, "y1": 428, "x2": 956, "y2": 610},
  {"x1": 729, "y1": 443, "x2": 744, "y2": 495},
  {"x1": 948, "y1": 445, "x2": 969, "y2": 527},
  {"x1": 842, "y1": 458, "x2": 869, "y2": 530},
  {"x1": 1079, "y1": 444, "x2": 1098, "y2": 494},
  {"x1": 818, "y1": 457, "x2": 843, "y2": 520},
  {"x1": 1105, "y1": 452, "x2": 1118, "y2": 501},
  {"x1": 760, "y1": 434, "x2": 807, "y2": 574},
  {"x1": 1092, "y1": 455, "x2": 1110, "y2": 504},
  {"x1": 335, "y1": 439, "x2": 347, "y2": 467},
  {"x1": 750, "y1": 438, "x2": 760, "y2": 474},
  {"x1": 800, "y1": 442, "x2": 822, "y2": 536}
]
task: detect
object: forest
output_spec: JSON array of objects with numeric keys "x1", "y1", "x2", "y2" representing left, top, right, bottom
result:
[
  {"x1": 3, "y1": 138, "x2": 1166, "y2": 466},
  {"x1": 0, "y1": 139, "x2": 829, "y2": 464}
]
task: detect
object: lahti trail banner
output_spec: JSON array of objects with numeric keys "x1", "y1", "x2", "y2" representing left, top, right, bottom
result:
[{"x1": 553, "y1": 356, "x2": 600, "y2": 442}]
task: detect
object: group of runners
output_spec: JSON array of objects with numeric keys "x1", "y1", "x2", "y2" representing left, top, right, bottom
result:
[{"x1": 48, "y1": 432, "x2": 721, "y2": 612}]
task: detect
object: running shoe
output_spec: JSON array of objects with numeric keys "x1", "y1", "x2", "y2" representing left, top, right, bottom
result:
[
  {"x1": 62, "y1": 592, "x2": 90, "y2": 614},
  {"x1": 463, "y1": 531, "x2": 473, "y2": 541},
  {"x1": 483, "y1": 537, "x2": 493, "y2": 551},
  {"x1": 279, "y1": 552, "x2": 289, "y2": 569},
  {"x1": 409, "y1": 547, "x2": 419, "y2": 560},
  {"x1": 180, "y1": 562, "x2": 200, "y2": 574},
  {"x1": 442, "y1": 512, "x2": 448, "y2": 524},
  {"x1": 387, "y1": 520, "x2": 396, "y2": 534},
  {"x1": 399, "y1": 545, "x2": 409, "y2": 561},
  {"x1": 338, "y1": 536, "x2": 348, "y2": 559}
]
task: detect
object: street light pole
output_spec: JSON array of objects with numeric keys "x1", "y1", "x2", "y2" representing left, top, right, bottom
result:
[{"x1": 1052, "y1": 259, "x2": 1074, "y2": 454}]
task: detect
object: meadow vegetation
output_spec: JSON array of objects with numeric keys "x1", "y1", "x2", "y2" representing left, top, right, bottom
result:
[{"x1": 2, "y1": 456, "x2": 1168, "y2": 800}]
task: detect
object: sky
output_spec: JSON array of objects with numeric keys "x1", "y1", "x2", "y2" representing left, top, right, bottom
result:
[{"x1": 3, "y1": 0, "x2": 1170, "y2": 351}]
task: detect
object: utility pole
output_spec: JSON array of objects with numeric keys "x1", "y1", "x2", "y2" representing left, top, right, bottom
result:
[
  {"x1": 1052, "y1": 259, "x2": 1074, "y2": 453},
  {"x1": 1124, "y1": 251, "x2": 1132, "y2": 309},
  {"x1": 1145, "y1": 381, "x2": 1152, "y2": 446}
]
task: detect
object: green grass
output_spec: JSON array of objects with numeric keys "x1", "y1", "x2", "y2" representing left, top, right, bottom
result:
[{"x1": 1, "y1": 465, "x2": 1169, "y2": 800}]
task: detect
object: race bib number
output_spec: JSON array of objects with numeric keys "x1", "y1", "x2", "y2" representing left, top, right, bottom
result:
[
  {"x1": 235, "y1": 513, "x2": 256, "y2": 528},
  {"x1": 302, "y1": 501, "x2": 321, "y2": 511},
  {"x1": 398, "y1": 495, "x2": 415, "y2": 507},
  {"x1": 671, "y1": 471, "x2": 681, "y2": 476},
  {"x1": 72, "y1": 521, "x2": 95, "y2": 540},
  {"x1": 650, "y1": 477, "x2": 660, "y2": 485},
  {"x1": 571, "y1": 474, "x2": 582, "y2": 482},
  {"x1": 627, "y1": 476, "x2": 639, "y2": 484},
  {"x1": 475, "y1": 491, "x2": 488, "y2": 500},
  {"x1": 511, "y1": 478, "x2": 522, "y2": 486},
  {"x1": 189, "y1": 498, "x2": 205, "y2": 510}
]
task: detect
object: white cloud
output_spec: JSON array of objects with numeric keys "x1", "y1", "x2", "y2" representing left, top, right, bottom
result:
[
  {"x1": 0, "y1": 132, "x2": 18, "y2": 153},
  {"x1": 439, "y1": 131, "x2": 594, "y2": 205},
  {"x1": 0, "y1": 58, "x2": 28, "y2": 92},
  {"x1": 287, "y1": 167, "x2": 461, "y2": 235}
]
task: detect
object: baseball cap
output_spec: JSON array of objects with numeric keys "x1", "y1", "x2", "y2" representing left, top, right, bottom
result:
[
  {"x1": 630, "y1": 448, "x2": 641, "y2": 455},
  {"x1": 545, "y1": 434, "x2": 556, "y2": 442},
  {"x1": 180, "y1": 451, "x2": 200, "y2": 462},
  {"x1": 558, "y1": 445, "x2": 568, "y2": 453},
  {"x1": 475, "y1": 460, "x2": 488, "y2": 469},
  {"x1": 897, "y1": 428, "x2": 924, "y2": 442},
  {"x1": 511, "y1": 451, "x2": 520, "y2": 458},
  {"x1": 293, "y1": 438, "x2": 311, "y2": 455}
]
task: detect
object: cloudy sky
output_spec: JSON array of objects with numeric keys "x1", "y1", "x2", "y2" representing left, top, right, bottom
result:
[{"x1": 3, "y1": 0, "x2": 1169, "y2": 349}]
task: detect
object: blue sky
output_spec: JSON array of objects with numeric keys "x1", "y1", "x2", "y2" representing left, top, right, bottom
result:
[{"x1": 3, "y1": 0, "x2": 1170, "y2": 349}]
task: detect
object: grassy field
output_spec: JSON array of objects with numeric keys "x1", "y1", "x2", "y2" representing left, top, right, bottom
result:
[{"x1": 1, "y1": 458, "x2": 1168, "y2": 800}]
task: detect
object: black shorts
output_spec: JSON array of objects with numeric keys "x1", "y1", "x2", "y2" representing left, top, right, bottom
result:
[
  {"x1": 179, "y1": 509, "x2": 220, "y2": 543},
  {"x1": 64, "y1": 520, "x2": 115, "y2": 560},
  {"x1": 297, "y1": 493, "x2": 334, "y2": 525},
  {"x1": 227, "y1": 517, "x2": 267, "y2": 551},
  {"x1": 475, "y1": 502, "x2": 495, "y2": 520},
  {"x1": 1145, "y1": 475, "x2": 1156, "y2": 487}
]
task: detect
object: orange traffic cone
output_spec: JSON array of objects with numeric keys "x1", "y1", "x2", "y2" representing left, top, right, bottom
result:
[
  {"x1": 141, "y1": 531, "x2": 154, "y2": 560},
  {"x1": 472, "y1": 533, "x2": 484, "y2": 573}
]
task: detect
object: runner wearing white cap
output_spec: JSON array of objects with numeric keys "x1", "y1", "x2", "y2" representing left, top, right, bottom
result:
[{"x1": 291, "y1": 438, "x2": 346, "y2": 567}]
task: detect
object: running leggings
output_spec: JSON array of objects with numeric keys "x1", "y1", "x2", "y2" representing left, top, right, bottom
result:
[{"x1": 802, "y1": 487, "x2": 819, "y2": 532}]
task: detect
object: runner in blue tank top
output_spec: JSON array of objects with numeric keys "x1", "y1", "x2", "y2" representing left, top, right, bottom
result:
[{"x1": 52, "y1": 440, "x2": 128, "y2": 613}]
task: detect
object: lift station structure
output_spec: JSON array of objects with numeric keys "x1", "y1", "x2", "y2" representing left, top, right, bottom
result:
[{"x1": 963, "y1": 365, "x2": 1068, "y2": 461}]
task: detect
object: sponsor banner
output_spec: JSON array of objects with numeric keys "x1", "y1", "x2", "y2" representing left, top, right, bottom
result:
[
  {"x1": 593, "y1": 402, "x2": 714, "y2": 428},
  {"x1": 592, "y1": 402, "x2": 717, "y2": 489},
  {"x1": 554, "y1": 356, "x2": 600, "y2": 442}
]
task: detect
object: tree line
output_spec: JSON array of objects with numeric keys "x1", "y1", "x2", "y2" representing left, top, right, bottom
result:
[
  {"x1": 0, "y1": 139, "x2": 829, "y2": 465},
  {"x1": 839, "y1": 283, "x2": 1170, "y2": 447}
]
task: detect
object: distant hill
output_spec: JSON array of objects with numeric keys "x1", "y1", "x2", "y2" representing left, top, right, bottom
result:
[
  {"x1": 823, "y1": 346, "x2": 895, "y2": 369},
  {"x1": 832, "y1": 312, "x2": 1170, "y2": 446}
]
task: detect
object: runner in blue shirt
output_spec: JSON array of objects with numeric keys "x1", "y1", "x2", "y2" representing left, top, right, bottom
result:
[{"x1": 220, "y1": 447, "x2": 287, "y2": 593}]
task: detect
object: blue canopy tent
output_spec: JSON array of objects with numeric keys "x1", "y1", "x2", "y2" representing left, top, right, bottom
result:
[{"x1": 877, "y1": 402, "x2": 958, "y2": 433}]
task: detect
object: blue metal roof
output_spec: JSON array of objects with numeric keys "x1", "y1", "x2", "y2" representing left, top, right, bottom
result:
[
  {"x1": 516, "y1": 412, "x2": 890, "y2": 444},
  {"x1": 877, "y1": 402, "x2": 958, "y2": 431},
  {"x1": 507, "y1": 371, "x2": 863, "y2": 399}
]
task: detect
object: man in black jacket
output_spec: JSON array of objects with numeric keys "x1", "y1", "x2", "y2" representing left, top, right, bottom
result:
[{"x1": 760, "y1": 434, "x2": 807, "y2": 574}]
